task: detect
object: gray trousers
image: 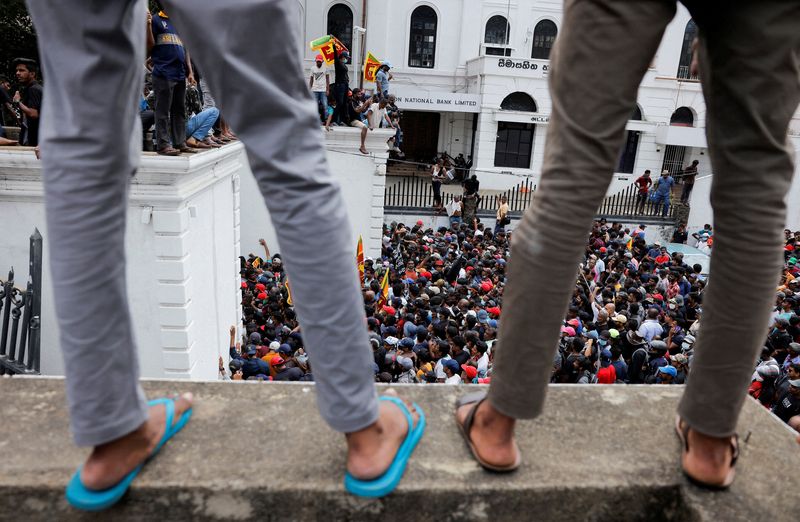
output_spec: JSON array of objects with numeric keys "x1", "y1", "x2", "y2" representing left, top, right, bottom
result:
[
  {"x1": 27, "y1": 0, "x2": 378, "y2": 446},
  {"x1": 489, "y1": 0, "x2": 800, "y2": 438}
]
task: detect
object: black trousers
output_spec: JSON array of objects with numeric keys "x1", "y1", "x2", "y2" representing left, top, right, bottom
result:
[{"x1": 152, "y1": 74, "x2": 186, "y2": 150}]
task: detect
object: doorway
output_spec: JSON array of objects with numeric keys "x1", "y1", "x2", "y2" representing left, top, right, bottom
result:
[{"x1": 401, "y1": 111, "x2": 441, "y2": 163}]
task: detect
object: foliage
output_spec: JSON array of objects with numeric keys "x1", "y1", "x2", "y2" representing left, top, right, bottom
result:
[{"x1": 0, "y1": 0, "x2": 39, "y2": 82}]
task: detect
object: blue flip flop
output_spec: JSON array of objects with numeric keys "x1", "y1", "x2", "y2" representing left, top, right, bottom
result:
[
  {"x1": 65, "y1": 397, "x2": 193, "y2": 511},
  {"x1": 344, "y1": 395, "x2": 426, "y2": 498}
]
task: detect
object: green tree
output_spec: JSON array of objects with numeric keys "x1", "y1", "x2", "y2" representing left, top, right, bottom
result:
[{"x1": 0, "y1": 0, "x2": 39, "y2": 81}]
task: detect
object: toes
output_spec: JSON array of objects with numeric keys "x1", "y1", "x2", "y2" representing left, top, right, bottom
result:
[{"x1": 172, "y1": 392, "x2": 193, "y2": 419}]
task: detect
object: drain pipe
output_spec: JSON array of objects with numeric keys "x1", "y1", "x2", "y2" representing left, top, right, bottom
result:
[{"x1": 359, "y1": 0, "x2": 367, "y2": 89}]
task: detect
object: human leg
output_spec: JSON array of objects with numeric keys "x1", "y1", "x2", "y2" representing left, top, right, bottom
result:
[
  {"x1": 25, "y1": 0, "x2": 192, "y2": 490},
  {"x1": 481, "y1": 0, "x2": 677, "y2": 423},
  {"x1": 152, "y1": 75, "x2": 174, "y2": 150},
  {"x1": 163, "y1": 0, "x2": 379, "y2": 433},
  {"x1": 677, "y1": 2, "x2": 800, "y2": 438},
  {"x1": 170, "y1": 79, "x2": 187, "y2": 148},
  {"x1": 187, "y1": 107, "x2": 220, "y2": 140}
]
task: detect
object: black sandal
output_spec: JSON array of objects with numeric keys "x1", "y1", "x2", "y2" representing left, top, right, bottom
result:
[
  {"x1": 455, "y1": 392, "x2": 521, "y2": 472},
  {"x1": 675, "y1": 415, "x2": 739, "y2": 490}
]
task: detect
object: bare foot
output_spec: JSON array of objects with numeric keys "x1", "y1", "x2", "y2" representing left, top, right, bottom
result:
[
  {"x1": 680, "y1": 423, "x2": 735, "y2": 487},
  {"x1": 456, "y1": 399, "x2": 518, "y2": 468},
  {"x1": 346, "y1": 395, "x2": 418, "y2": 480},
  {"x1": 80, "y1": 393, "x2": 194, "y2": 490}
]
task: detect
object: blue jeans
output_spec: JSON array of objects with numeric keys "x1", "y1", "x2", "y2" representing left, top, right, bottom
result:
[
  {"x1": 186, "y1": 107, "x2": 220, "y2": 140},
  {"x1": 313, "y1": 91, "x2": 327, "y2": 121},
  {"x1": 652, "y1": 193, "x2": 670, "y2": 216}
]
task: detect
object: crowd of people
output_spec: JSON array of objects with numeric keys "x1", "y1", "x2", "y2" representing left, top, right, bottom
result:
[
  {"x1": 310, "y1": 49, "x2": 404, "y2": 157},
  {"x1": 229, "y1": 218, "x2": 800, "y2": 438}
]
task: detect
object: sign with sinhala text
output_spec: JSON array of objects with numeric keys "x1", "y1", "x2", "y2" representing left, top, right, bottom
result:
[{"x1": 487, "y1": 57, "x2": 550, "y2": 78}]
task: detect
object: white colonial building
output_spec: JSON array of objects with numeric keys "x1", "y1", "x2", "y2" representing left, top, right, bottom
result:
[{"x1": 297, "y1": 0, "x2": 800, "y2": 227}]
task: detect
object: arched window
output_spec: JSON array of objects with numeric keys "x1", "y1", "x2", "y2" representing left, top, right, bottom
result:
[
  {"x1": 409, "y1": 6, "x2": 437, "y2": 68},
  {"x1": 531, "y1": 20, "x2": 557, "y2": 60},
  {"x1": 677, "y1": 20, "x2": 697, "y2": 79},
  {"x1": 500, "y1": 92, "x2": 537, "y2": 112},
  {"x1": 670, "y1": 107, "x2": 694, "y2": 127},
  {"x1": 484, "y1": 15, "x2": 510, "y2": 56},
  {"x1": 327, "y1": 3, "x2": 353, "y2": 53}
]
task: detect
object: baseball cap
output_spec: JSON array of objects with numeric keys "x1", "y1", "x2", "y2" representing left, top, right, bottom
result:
[
  {"x1": 444, "y1": 359, "x2": 460, "y2": 373},
  {"x1": 315, "y1": 53, "x2": 324, "y2": 61},
  {"x1": 612, "y1": 314, "x2": 627, "y2": 324},
  {"x1": 609, "y1": 328, "x2": 620, "y2": 339},
  {"x1": 461, "y1": 364, "x2": 478, "y2": 379},
  {"x1": 560, "y1": 326, "x2": 576, "y2": 337},
  {"x1": 399, "y1": 337, "x2": 414, "y2": 349},
  {"x1": 649, "y1": 340, "x2": 668, "y2": 352},
  {"x1": 397, "y1": 355, "x2": 414, "y2": 370},
  {"x1": 477, "y1": 309, "x2": 489, "y2": 324},
  {"x1": 271, "y1": 356, "x2": 285, "y2": 366},
  {"x1": 384, "y1": 336, "x2": 399, "y2": 346},
  {"x1": 249, "y1": 332, "x2": 262, "y2": 344},
  {"x1": 269, "y1": 341, "x2": 280, "y2": 351},
  {"x1": 790, "y1": 342, "x2": 800, "y2": 353},
  {"x1": 246, "y1": 345, "x2": 257, "y2": 356},
  {"x1": 658, "y1": 365, "x2": 678, "y2": 377},
  {"x1": 278, "y1": 343, "x2": 293, "y2": 354}
]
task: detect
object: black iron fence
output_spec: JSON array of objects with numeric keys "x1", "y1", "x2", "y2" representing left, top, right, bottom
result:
[
  {"x1": 596, "y1": 183, "x2": 679, "y2": 220},
  {"x1": 385, "y1": 177, "x2": 678, "y2": 221},
  {"x1": 0, "y1": 229, "x2": 42, "y2": 375},
  {"x1": 385, "y1": 176, "x2": 536, "y2": 214}
]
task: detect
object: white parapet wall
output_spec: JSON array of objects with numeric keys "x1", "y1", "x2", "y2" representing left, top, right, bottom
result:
[
  {"x1": 0, "y1": 146, "x2": 243, "y2": 379},
  {"x1": 238, "y1": 126, "x2": 393, "y2": 260},
  {"x1": 0, "y1": 127, "x2": 393, "y2": 379}
]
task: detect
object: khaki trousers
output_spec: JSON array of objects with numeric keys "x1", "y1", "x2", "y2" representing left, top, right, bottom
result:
[{"x1": 489, "y1": 0, "x2": 800, "y2": 437}]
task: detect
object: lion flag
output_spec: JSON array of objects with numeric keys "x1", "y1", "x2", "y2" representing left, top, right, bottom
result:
[
  {"x1": 356, "y1": 235, "x2": 365, "y2": 283},
  {"x1": 363, "y1": 52, "x2": 381, "y2": 83}
]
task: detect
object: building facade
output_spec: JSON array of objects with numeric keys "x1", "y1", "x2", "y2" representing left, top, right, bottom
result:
[{"x1": 297, "y1": 0, "x2": 800, "y2": 223}]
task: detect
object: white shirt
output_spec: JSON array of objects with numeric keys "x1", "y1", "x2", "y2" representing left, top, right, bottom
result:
[
  {"x1": 445, "y1": 374, "x2": 462, "y2": 385},
  {"x1": 434, "y1": 355, "x2": 452, "y2": 379},
  {"x1": 637, "y1": 319, "x2": 663, "y2": 342},
  {"x1": 367, "y1": 103, "x2": 387, "y2": 129},
  {"x1": 309, "y1": 63, "x2": 328, "y2": 92},
  {"x1": 476, "y1": 353, "x2": 490, "y2": 377},
  {"x1": 446, "y1": 199, "x2": 462, "y2": 217}
]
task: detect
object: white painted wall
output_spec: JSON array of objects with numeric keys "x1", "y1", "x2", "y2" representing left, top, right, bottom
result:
[
  {"x1": 0, "y1": 147, "x2": 242, "y2": 380},
  {"x1": 238, "y1": 126, "x2": 394, "y2": 261}
]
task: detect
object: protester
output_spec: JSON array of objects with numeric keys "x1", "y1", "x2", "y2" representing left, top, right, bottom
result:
[
  {"x1": 376, "y1": 61, "x2": 392, "y2": 98},
  {"x1": 453, "y1": 0, "x2": 800, "y2": 492},
  {"x1": 309, "y1": 54, "x2": 330, "y2": 123},
  {"x1": 30, "y1": 0, "x2": 422, "y2": 509},
  {"x1": 147, "y1": 5, "x2": 194, "y2": 156},
  {"x1": 680, "y1": 160, "x2": 699, "y2": 204},
  {"x1": 650, "y1": 169, "x2": 675, "y2": 217},
  {"x1": 12, "y1": 58, "x2": 42, "y2": 146},
  {"x1": 634, "y1": 169, "x2": 652, "y2": 214}
]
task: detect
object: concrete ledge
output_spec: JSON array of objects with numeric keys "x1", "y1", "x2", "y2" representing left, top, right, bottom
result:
[{"x1": 1, "y1": 379, "x2": 798, "y2": 521}]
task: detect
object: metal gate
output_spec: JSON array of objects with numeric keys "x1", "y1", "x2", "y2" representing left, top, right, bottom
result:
[
  {"x1": 661, "y1": 145, "x2": 686, "y2": 175},
  {"x1": 0, "y1": 229, "x2": 42, "y2": 375}
]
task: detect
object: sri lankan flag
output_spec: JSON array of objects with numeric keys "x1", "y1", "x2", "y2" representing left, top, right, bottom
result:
[
  {"x1": 285, "y1": 279, "x2": 293, "y2": 306},
  {"x1": 310, "y1": 35, "x2": 348, "y2": 65},
  {"x1": 356, "y1": 235, "x2": 365, "y2": 283},
  {"x1": 376, "y1": 269, "x2": 390, "y2": 311},
  {"x1": 363, "y1": 52, "x2": 381, "y2": 83}
]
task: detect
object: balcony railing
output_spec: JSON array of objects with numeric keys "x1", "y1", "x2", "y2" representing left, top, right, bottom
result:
[{"x1": 385, "y1": 177, "x2": 679, "y2": 221}]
